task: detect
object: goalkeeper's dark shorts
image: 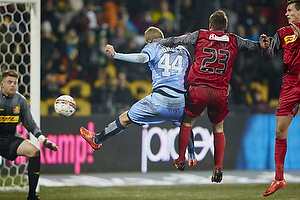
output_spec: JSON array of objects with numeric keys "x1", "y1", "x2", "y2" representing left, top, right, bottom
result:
[{"x1": 0, "y1": 135, "x2": 25, "y2": 160}]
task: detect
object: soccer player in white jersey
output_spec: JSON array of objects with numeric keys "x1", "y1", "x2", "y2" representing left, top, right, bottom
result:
[{"x1": 80, "y1": 26, "x2": 197, "y2": 169}]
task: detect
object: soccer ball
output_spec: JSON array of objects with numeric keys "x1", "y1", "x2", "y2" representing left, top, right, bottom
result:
[{"x1": 54, "y1": 95, "x2": 76, "y2": 116}]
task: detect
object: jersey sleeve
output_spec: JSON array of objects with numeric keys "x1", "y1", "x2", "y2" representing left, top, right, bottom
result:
[
  {"x1": 155, "y1": 30, "x2": 200, "y2": 47},
  {"x1": 113, "y1": 52, "x2": 149, "y2": 63},
  {"x1": 19, "y1": 95, "x2": 42, "y2": 137},
  {"x1": 261, "y1": 31, "x2": 281, "y2": 61},
  {"x1": 234, "y1": 34, "x2": 261, "y2": 52}
]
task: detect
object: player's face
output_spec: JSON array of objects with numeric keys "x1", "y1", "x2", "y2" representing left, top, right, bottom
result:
[
  {"x1": 285, "y1": 3, "x2": 300, "y2": 24},
  {"x1": 1, "y1": 76, "x2": 18, "y2": 97}
]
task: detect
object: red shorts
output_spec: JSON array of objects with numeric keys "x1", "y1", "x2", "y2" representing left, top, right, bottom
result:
[
  {"x1": 184, "y1": 86, "x2": 229, "y2": 124},
  {"x1": 276, "y1": 78, "x2": 300, "y2": 116}
]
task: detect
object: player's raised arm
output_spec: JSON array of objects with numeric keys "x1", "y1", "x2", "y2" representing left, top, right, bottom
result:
[
  {"x1": 105, "y1": 44, "x2": 149, "y2": 63},
  {"x1": 105, "y1": 44, "x2": 115, "y2": 58},
  {"x1": 154, "y1": 30, "x2": 199, "y2": 47},
  {"x1": 259, "y1": 34, "x2": 270, "y2": 50}
]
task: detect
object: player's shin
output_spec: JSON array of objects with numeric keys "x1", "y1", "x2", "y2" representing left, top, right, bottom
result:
[
  {"x1": 213, "y1": 132, "x2": 226, "y2": 169},
  {"x1": 274, "y1": 138, "x2": 287, "y2": 180},
  {"x1": 94, "y1": 118, "x2": 126, "y2": 144},
  {"x1": 28, "y1": 156, "x2": 40, "y2": 198},
  {"x1": 178, "y1": 125, "x2": 192, "y2": 163}
]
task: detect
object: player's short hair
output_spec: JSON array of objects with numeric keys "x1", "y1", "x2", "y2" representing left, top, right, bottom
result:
[
  {"x1": 144, "y1": 26, "x2": 164, "y2": 42},
  {"x1": 209, "y1": 10, "x2": 228, "y2": 30},
  {"x1": 287, "y1": 0, "x2": 300, "y2": 9},
  {"x1": 1, "y1": 69, "x2": 20, "y2": 80}
]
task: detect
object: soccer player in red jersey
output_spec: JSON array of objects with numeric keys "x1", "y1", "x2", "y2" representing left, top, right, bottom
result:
[
  {"x1": 156, "y1": 10, "x2": 261, "y2": 182},
  {"x1": 259, "y1": 0, "x2": 300, "y2": 196}
]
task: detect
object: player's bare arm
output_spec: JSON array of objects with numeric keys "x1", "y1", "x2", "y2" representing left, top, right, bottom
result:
[
  {"x1": 259, "y1": 34, "x2": 270, "y2": 50},
  {"x1": 105, "y1": 44, "x2": 115, "y2": 58}
]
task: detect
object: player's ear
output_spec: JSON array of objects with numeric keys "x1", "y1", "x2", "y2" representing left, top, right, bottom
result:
[{"x1": 224, "y1": 24, "x2": 228, "y2": 31}]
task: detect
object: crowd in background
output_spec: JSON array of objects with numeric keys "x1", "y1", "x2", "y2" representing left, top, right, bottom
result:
[{"x1": 40, "y1": 0, "x2": 287, "y2": 115}]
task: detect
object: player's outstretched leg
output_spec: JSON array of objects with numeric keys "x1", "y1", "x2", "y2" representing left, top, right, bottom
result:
[
  {"x1": 211, "y1": 167, "x2": 223, "y2": 183},
  {"x1": 263, "y1": 179, "x2": 287, "y2": 196},
  {"x1": 80, "y1": 127, "x2": 102, "y2": 150}
]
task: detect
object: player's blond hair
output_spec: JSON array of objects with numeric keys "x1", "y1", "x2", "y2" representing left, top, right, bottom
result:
[
  {"x1": 1, "y1": 69, "x2": 19, "y2": 80},
  {"x1": 144, "y1": 26, "x2": 164, "y2": 42},
  {"x1": 209, "y1": 10, "x2": 228, "y2": 31}
]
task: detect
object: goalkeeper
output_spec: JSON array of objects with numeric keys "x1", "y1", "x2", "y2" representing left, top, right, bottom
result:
[{"x1": 0, "y1": 69, "x2": 58, "y2": 200}]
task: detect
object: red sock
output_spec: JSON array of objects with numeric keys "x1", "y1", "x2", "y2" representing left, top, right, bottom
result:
[
  {"x1": 178, "y1": 124, "x2": 192, "y2": 163},
  {"x1": 274, "y1": 138, "x2": 287, "y2": 181},
  {"x1": 213, "y1": 132, "x2": 226, "y2": 169}
]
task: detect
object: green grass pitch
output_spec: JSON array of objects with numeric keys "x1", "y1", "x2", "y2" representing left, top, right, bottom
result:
[{"x1": 1, "y1": 183, "x2": 300, "y2": 200}]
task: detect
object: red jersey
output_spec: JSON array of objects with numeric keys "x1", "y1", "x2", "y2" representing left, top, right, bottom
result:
[
  {"x1": 157, "y1": 29, "x2": 261, "y2": 90},
  {"x1": 188, "y1": 30, "x2": 237, "y2": 90},
  {"x1": 279, "y1": 23, "x2": 300, "y2": 76},
  {"x1": 262, "y1": 22, "x2": 300, "y2": 78}
]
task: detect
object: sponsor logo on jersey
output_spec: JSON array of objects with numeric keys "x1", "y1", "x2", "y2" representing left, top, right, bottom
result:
[
  {"x1": 0, "y1": 115, "x2": 19, "y2": 123},
  {"x1": 209, "y1": 34, "x2": 229, "y2": 42},
  {"x1": 284, "y1": 34, "x2": 297, "y2": 44},
  {"x1": 13, "y1": 106, "x2": 20, "y2": 114}
]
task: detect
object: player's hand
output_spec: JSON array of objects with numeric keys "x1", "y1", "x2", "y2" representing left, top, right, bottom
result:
[
  {"x1": 105, "y1": 44, "x2": 115, "y2": 58},
  {"x1": 290, "y1": 22, "x2": 300, "y2": 38},
  {"x1": 42, "y1": 138, "x2": 59, "y2": 151},
  {"x1": 259, "y1": 34, "x2": 270, "y2": 50}
]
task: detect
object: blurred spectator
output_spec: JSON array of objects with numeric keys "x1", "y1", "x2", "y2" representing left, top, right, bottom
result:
[
  {"x1": 152, "y1": 0, "x2": 176, "y2": 35},
  {"x1": 180, "y1": 0, "x2": 199, "y2": 33},
  {"x1": 63, "y1": 28, "x2": 79, "y2": 63},
  {"x1": 250, "y1": 89, "x2": 272, "y2": 114},
  {"x1": 89, "y1": 76, "x2": 118, "y2": 114},
  {"x1": 68, "y1": 9, "x2": 90, "y2": 37},
  {"x1": 134, "y1": 9, "x2": 157, "y2": 34},
  {"x1": 238, "y1": 4, "x2": 259, "y2": 37},
  {"x1": 160, "y1": 19, "x2": 177, "y2": 37},
  {"x1": 108, "y1": 21, "x2": 132, "y2": 51},
  {"x1": 53, "y1": 0, "x2": 75, "y2": 36},
  {"x1": 90, "y1": 71, "x2": 136, "y2": 115},
  {"x1": 77, "y1": 30, "x2": 102, "y2": 83},
  {"x1": 68, "y1": 0, "x2": 84, "y2": 14},
  {"x1": 246, "y1": 25, "x2": 260, "y2": 41},
  {"x1": 98, "y1": 1, "x2": 119, "y2": 33},
  {"x1": 41, "y1": 0, "x2": 60, "y2": 37},
  {"x1": 85, "y1": 2, "x2": 100, "y2": 30},
  {"x1": 61, "y1": 28, "x2": 83, "y2": 80},
  {"x1": 152, "y1": 0, "x2": 175, "y2": 24},
  {"x1": 41, "y1": 21, "x2": 57, "y2": 74},
  {"x1": 41, "y1": 58, "x2": 67, "y2": 99},
  {"x1": 115, "y1": 71, "x2": 136, "y2": 113},
  {"x1": 119, "y1": 7, "x2": 139, "y2": 35}
]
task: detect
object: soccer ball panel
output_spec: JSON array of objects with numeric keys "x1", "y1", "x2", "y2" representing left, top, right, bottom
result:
[{"x1": 54, "y1": 95, "x2": 76, "y2": 116}]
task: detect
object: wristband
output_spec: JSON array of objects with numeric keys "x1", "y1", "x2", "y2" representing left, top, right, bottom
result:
[{"x1": 38, "y1": 135, "x2": 46, "y2": 142}]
